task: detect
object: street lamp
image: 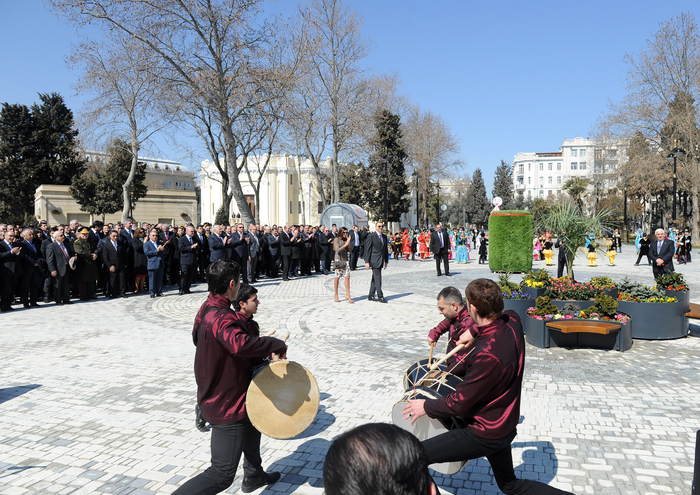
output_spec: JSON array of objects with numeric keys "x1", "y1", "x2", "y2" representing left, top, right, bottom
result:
[
  {"x1": 666, "y1": 145, "x2": 686, "y2": 221},
  {"x1": 411, "y1": 171, "x2": 419, "y2": 228},
  {"x1": 436, "y1": 182, "x2": 441, "y2": 225},
  {"x1": 623, "y1": 186, "x2": 628, "y2": 241}
]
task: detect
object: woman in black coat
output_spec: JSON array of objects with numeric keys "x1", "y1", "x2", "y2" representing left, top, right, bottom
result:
[
  {"x1": 478, "y1": 234, "x2": 488, "y2": 264},
  {"x1": 132, "y1": 229, "x2": 148, "y2": 293},
  {"x1": 635, "y1": 233, "x2": 651, "y2": 266}
]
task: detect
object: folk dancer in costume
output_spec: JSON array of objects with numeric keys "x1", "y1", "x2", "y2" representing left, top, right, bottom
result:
[
  {"x1": 532, "y1": 235, "x2": 541, "y2": 261},
  {"x1": 455, "y1": 232, "x2": 469, "y2": 264},
  {"x1": 635, "y1": 227, "x2": 643, "y2": 254},
  {"x1": 410, "y1": 231, "x2": 418, "y2": 261},
  {"x1": 418, "y1": 230, "x2": 429, "y2": 261},
  {"x1": 684, "y1": 229, "x2": 692, "y2": 262},
  {"x1": 605, "y1": 237, "x2": 616, "y2": 266},
  {"x1": 542, "y1": 235, "x2": 554, "y2": 266},
  {"x1": 635, "y1": 233, "x2": 651, "y2": 266},
  {"x1": 449, "y1": 230, "x2": 456, "y2": 260},
  {"x1": 402, "y1": 279, "x2": 574, "y2": 495},
  {"x1": 174, "y1": 262, "x2": 287, "y2": 495},
  {"x1": 403, "y1": 230, "x2": 412, "y2": 260},
  {"x1": 585, "y1": 235, "x2": 598, "y2": 267},
  {"x1": 426, "y1": 287, "x2": 475, "y2": 377}
]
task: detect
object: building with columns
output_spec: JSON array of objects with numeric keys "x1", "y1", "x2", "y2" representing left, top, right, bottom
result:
[{"x1": 199, "y1": 155, "x2": 332, "y2": 226}]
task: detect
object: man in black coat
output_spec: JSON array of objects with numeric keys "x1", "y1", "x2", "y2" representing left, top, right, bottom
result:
[
  {"x1": 430, "y1": 223, "x2": 450, "y2": 276},
  {"x1": 196, "y1": 224, "x2": 209, "y2": 282},
  {"x1": 178, "y1": 226, "x2": 200, "y2": 294},
  {"x1": 88, "y1": 221, "x2": 103, "y2": 250},
  {"x1": 230, "y1": 223, "x2": 250, "y2": 283},
  {"x1": 649, "y1": 228, "x2": 675, "y2": 279},
  {"x1": 364, "y1": 222, "x2": 389, "y2": 303},
  {"x1": 317, "y1": 226, "x2": 332, "y2": 275},
  {"x1": 348, "y1": 225, "x2": 362, "y2": 270},
  {"x1": 279, "y1": 225, "x2": 293, "y2": 281},
  {"x1": 0, "y1": 230, "x2": 22, "y2": 311},
  {"x1": 554, "y1": 231, "x2": 569, "y2": 278},
  {"x1": 46, "y1": 231, "x2": 76, "y2": 305},
  {"x1": 267, "y1": 227, "x2": 280, "y2": 278},
  {"x1": 208, "y1": 224, "x2": 229, "y2": 264},
  {"x1": 102, "y1": 229, "x2": 127, "y2": 298},
  {"x1": 19, "y1": 228, "x2": 44, "y2": 308}
]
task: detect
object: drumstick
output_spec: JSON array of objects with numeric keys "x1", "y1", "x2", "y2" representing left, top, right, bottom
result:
[
  {"x1": 429, "y1": 344, "x2": 465, "y2": 371},
  {"x1": 428, "y1": 342, "x2": 435, "y2": 367},
  {"x1": 272, "y1": 333, "x2": 291, "y2": 362},
  {"x1": 264, "y1": 329, "x2": 276, "y2": 337}
]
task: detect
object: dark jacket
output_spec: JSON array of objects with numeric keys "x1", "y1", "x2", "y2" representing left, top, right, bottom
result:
[
  {"x1": 0, "y1": 240, "x2": 22, "y2": 278},
  {"x1": 178, "y1": 234, "x2": 199, "y2": 266},
  {"x1": 649, "y1": 237, "x2": 675, "y2": 276},
  {"x1": 208, "y1": 233, "x2": 228, "y2": 263},
  {"x1": 230, "y1": 232, "x2": 249, "y2": 262},
  {"x1": 102, "y1": 238, "x2": 126, "y2": 271},
  {"x1": 363, "y1": 231, "x2": 389, "y2": 268},
  {"x1": 430, "y1": 230, "x2": 450, "y2": 256},
  {"x1": 279, "y1": 230, "x2": 293, "y2": 257},
  {"x1": 46, "y1": 241, "x2": 71, "y2": 277},
  {"x1": 73, "y1": 237, "x2": 98, "y2": 282},
  {"x1": 267, "y1": 233, "x2": 280, "y2": 257}
]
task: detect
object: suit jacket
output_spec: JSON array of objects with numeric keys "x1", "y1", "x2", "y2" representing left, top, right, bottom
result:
[
  {"x1": 430, "y1": 230, "x2": 450, "y2": 256},
  {"x1": 19, "y1": 239, "x2": 43, "y2": 272},
  {"x1": 267, "y1": 233, "x2": 280, "y2": 257},
  {"x1": 88, "y1": 229, "x2": 102, "y2": 250},
  {"x1": 649, "y1": 238, "x2": 675, "y2": 275},
  {"x1": 349, "y1": 231, "x2": 362, "y2": 252},
  {"x1": 197, "y1": 231, "x2": 210, "y2": 259},
  {"x1": 554, "y1": 237, "x2": 568, "y2": 262},
  {"x1": 364, "y1": 232, "x2": 389, "y2": 268},
  {"x1": 143, "y1": 239, "x2": 165, "y2": 270},
  {"x1": 178, "y1": 235, "x2": 200, "y2": 266},
  {"x1": 318, "y1": 232, "x2": 331, "y2": 255},
  {"x1": 279, "y1": 230, "x2": 292, "y2": 256},
  {"x1": 102, "y1": 238, "x2": 126, "y2": 271},
  {"x1": 230, "y1": 232, "x2": 249, "y2": 261},
  {"x1": 248, "y1": 233, "x2": 260, "y2": 258},
  {"x1": 0, "y1": 240, "x2": 22, "y2": 278},
  {"x1": 208, "y1": 233, "x2": 228, "y2": 262},
  {"x1": 46, "y1": 241, "x2": 71, "y2": 277}
]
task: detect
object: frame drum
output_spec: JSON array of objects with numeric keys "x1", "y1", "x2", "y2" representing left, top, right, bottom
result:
[
  {"x1": 247, "y1": 360, "x2": 320, "y2": 439},
  {"x1": 391, "y1": 387, "x2": 468, "y2": 475},
  {"x1": 403, "y1": 358, "x2": 463, "y2": 394}
]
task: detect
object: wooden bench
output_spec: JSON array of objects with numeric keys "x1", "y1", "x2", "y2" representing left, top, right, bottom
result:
[
  {"x1": 545, "y1": 320, "x2": 631, "y2": 351},
  {"x1": 686, "y1": 302, "x2": 700, "y2": 320}
]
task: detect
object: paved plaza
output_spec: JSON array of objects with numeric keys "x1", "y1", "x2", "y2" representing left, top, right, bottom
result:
[{"x1": 1, "y1": 247, "x2": 699, "y2": 495}]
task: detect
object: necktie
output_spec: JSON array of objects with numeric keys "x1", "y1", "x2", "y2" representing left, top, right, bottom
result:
[
  {"x1": 440, "y1": 233, "x2": 444, "y2": 248},
  {"x1": 378, "y1": 233, "x2": 382, "y2": 245},
  {"x1": 60, "y1": 244, "x2": 69, "y2": 260},
  {"x1": 113, "y1": 241, "x2": 117, "y2": 250},
  {"x1": 27, "y1": 241, "x2": 36, "y2": 253},
  {"x1": 658, "y1": 241, "x2": 662, "y2": 252}
]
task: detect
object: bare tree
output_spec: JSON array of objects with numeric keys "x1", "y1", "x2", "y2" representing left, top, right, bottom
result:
[
  {"x1": 596, "y1": 12, "x2": 700, "y2": 236},
  {"x1": 50, "y1": 0, "x2": 296, "y2": 227},
  {"x1": 402, "y1": 106, "x2": 463, "y2": 226},
  {"x1": 69, "y1": 35, "x2": 170, "y2": 222}
]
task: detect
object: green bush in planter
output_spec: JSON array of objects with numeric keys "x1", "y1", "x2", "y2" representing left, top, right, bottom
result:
[{"x1": 488, "y1": 210, "x2": 533, "y2": 272}]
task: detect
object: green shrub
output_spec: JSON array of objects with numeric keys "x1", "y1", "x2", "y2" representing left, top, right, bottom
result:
[
  {"x1": 488, "y1": 210, "x2": 533, "y2": 272},
  {"x1": 530, "y1": 296, "x2": 559, "y2": 317},
  {"x1": 583, "y1": 293, "x2": 618, "y2": 318}
]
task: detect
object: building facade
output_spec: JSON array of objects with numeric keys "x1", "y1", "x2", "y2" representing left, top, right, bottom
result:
[
  {"x1": 513, "y1": 137, "x2": 624, "y2": 201},
  {"x1": 34, "y1": 153, "x2": 198, "y2": 226}
]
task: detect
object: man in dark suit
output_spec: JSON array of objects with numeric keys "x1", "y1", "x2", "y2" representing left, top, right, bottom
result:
[
  {"x1": 554, "y1": 231, "x2": 569, "y2": 278},
  {"x1": 230, "y1": 223, "x2": 250, "y2": 283},
  {"x1": 178, "y1": 225, "x2": 200, "y2": 295},
  {"x1": 208, "y1": 224, "x2": 229, "y2": 264},
  {"x1": 349, "y1": 225, "x2": 362, "y2": 270},
  {"x1": 267, "y1": 227, "x2": 280, "y2": 278},
  {"x1": 19, "y1": 228, "x2": 44, "y2": 307},
  {"x1": 46, "y1": 231, "x2": 75, "y2": 305},
  {"x1": 158, "y1": 224, "x2": 175, "y2": 285},
  {"x1": 143, "y1": 229, "x2": 166, "y2": 297},
  {"x1": 279, "y1": 225, "x2": 293, "y2": 281},
  {"x1": 88, "y1": 221, "x2": 103, "y2": 251},
  {"x1": 649, "y1": 228, "x2": 675, "y2": 279},
  {"x1": 430, "y1": 223, "x2": 450, "y2": 277},
  {"x1": 102, "y1": 229, "x2": 127, "y2": 298},
  {"x1": 318, "y1": 226, "x2": 332, "y2": 275},
  {"x1": 196, "y1": 224, "x2": 209, "y2": 282},
  {"x1": 121, "y1": 220, "x2": 136, "y2": 293},
  {"x1": 364, "y1": 222, "x2": 389, "y2": 303},
  {"x1": 0, "y1": 230, "x2": 22, "y2": 311}
]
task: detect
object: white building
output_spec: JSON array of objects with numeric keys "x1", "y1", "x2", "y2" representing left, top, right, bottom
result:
[
  {"x1": 513, "y1": 137, "x2": 624, "y2": 201},
  {"x1": 200, "y1": 154, "x2": 332, "y2": 226}
]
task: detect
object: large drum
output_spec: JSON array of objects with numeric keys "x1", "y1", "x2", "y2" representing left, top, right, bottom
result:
[
  {"x1": 391, "y1": 387, "x2": 469, "y2": 475},
  {"x1": 403, "y1": 358, "x2": 463, "y2": 393},
  {"x1": 246, "y1": 360, "x2": 320, "y2": 440}
]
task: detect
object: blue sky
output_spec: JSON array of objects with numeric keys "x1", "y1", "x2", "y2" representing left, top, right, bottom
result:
[{"x1": 2, "y1": 0, "x2": 699, "y2": 195}]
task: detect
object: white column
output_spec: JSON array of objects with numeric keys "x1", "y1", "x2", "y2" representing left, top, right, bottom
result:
[{"x1": 278, "y1": 169, "x2": 288, "y2": 226}]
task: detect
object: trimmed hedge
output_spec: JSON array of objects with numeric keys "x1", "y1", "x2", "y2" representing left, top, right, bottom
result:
[{"x1": 488, "y1": 210, "x2": 533, "y2": 272}]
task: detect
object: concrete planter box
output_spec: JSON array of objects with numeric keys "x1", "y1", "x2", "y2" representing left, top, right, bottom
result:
[
  {"x1": 503, "y1": 298, "x2": 535, "y2": 324},
  {"x1": 603, "y1": 288, "x2": 619, "y2": 300},
  {"x1": 524, "y1": 315, "x2": 632, "y2": 351},
  {"x1": 616, "y1": 300, "x2": 687, "y2": 340},
  {"x1": 521, "y1": 286, "x2": 545, "y2": 299},
  {"x1": 663, "y1": 289, "x2": 690, "y2": 313}
]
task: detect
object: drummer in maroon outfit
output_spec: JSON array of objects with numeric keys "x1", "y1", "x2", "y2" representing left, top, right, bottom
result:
[
  {"x1": 427, "y1": 286, "x2": 475, "y2": 376},
  {"x1": 174, "y1": 260, "x2": 287, "y2": 495},
  {"x1": 404, "y1": 279, "x2": 573, "y2": 495}
]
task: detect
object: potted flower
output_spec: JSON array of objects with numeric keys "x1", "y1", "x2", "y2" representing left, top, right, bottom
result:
[
  {"x1": 499, "y1": 273, "x2": 534, "y2": 323},
  {"x1": 656, "y1": 272, "x2": 690, "y2": 312},
  {"x1": 520, "y1": 269, "x2": 550, "y2": 299},
  {"x1": 590, "y1": 276, "x2": 618, "y2": 300},
  {"x1": 524, "y1": 294, "x2": 632, "y2": 350},
  {"x1": 616, "y1": 278, "x2": 686, "y2": 340},
  {"x1": 543, "y1": 277, "x2": 596, "y2": 309}
]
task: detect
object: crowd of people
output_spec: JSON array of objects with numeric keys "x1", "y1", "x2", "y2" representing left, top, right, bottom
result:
[{"x1": 388, "y1": 227, "x2": 489, "y2": 264}]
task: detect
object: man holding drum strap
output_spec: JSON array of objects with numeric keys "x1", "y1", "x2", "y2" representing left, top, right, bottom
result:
[
  {"x1": 174, "y1": 260, "x2": 287, "y2": 495},
  {"x1": 403, "y1": 279, "x2": 572, "y2": 495},
  {"x1": 427, "y1": 286, "x2": 475, "y2": 376}
]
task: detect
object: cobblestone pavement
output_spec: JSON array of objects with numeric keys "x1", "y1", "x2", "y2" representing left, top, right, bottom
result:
[{"x1": 1, "y1": 248, "x2": 698, "y2": 494}]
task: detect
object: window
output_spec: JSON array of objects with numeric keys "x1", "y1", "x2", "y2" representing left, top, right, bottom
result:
[
  {"x1": 539, "y1": 177, "x2": 543, "y2": 185},
  {"x1": 548, "y1": 190, "x2": 552, "y2": 196},
  {"x1": 571, "y1": 149, "x2": 578, "y2": 157},
  {"x1": 527, "y1": 190, "x2": 532, "y2": 198},
  {"x1": 548, "y1": 163, "x2": 552, "y2": 170},
  {"x1": 580, "y1": 149, "x2": 586, "y2": 157},
  {"x1": 518, "y1": 164, "x2": 524, "y2": 174},
  {"x1": 557, "y1": 176, "x2": 561, "y2": 184},
  {"x1": 557, "y1": 163, "x2": 561, "y2": 171},
  {"x1": 539, "y1": 163, "x2": 543, "y2": 171},
  {"x1": 290, "y1": 174, "x2": 293, "y2": 185},
  {"x1": 539, "y1": 190, "x2": 544, "y2": 197},
  {"x1": 528, "y1": 164, "x2": 531, "y2": 172},
  {"x1": 608, "y1": 163, "x2": 617, "y2": 170},
  {"x1": 298, "y1": 201, "x2": 302, "y2": 213},
  {"x1": 580, "y1": 162, "x2": 586, "y2": 170},
  {"x1": 318, "y1": 201, "x2": 323, "y2": 214},
  {"x1": 595, "y1": 163, "x2": 602, "y2": 173},
  {"x1": 528, "y1": 177, "x2": 531, "y2": 184},
  {"x1": 571, "y1": 162, "x2": 578, "y2": 170},
  {"x1": 608, "y1": 150, "x2": 617, "y2": 158},
  {"x1": 548, "y1": 177, "x2": 552, "y2": 184},
  {"x1": 290, "y1": 201, "x2": 293, "y2": 214},
  {"x1": 517, "y1": 177, "x2": 524, "y2": 185}
]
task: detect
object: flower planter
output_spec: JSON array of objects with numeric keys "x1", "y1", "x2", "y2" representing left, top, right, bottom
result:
[
  {"x1": 616, "y1": 300, "x2": 687, "y2": 340},
  {"x1": 503, "y1": 298, "x2": 535, "y2": 324},
  {"x1": 524, "y1": 315, "x2": 632, "y2": 351},
  {"x1": 552, "y1": 300, "x2": 595, "y2": 310},
  {"x1": 663, "y1": 289, "x2": 690, "y2": 313},
  {"x1": 521, "y1": 286, "x2": 545, "y2": 299},
  {"x1": 603, "y1": 288, "x2": 619, "y2": 300}
]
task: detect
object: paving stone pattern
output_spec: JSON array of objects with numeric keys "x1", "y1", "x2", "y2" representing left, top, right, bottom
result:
[{"x1": 0, "y1": 248, "x2": 698, "y2": 494}]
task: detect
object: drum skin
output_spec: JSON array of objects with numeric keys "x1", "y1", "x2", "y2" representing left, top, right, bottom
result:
[
  {"x1": 247, "y1": 361, "x2": 320, "y2": 440},
  {"x1": 392, "y1": 388, "x2": 469, "y2": 475}
]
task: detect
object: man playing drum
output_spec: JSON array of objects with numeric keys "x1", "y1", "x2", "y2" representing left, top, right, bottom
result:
[
  {"x1": 403, "y1": 279, "x2": 573, "y2": 495},
  {"x1": 427, "y1": 286, "x2": 474, "y2": 376},
  {"x1": 174, "y1": 260, "x2": 287, "y2": 494}
]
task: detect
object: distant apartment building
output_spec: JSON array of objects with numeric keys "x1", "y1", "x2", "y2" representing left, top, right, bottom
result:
[{"x1": 513, "y1": 137, "x2": 624, "y2": 201}]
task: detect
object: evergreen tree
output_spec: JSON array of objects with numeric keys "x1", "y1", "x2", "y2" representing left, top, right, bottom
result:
[
  {"x1": 339, "y1": 162, "x2": 369, "y2": 207},
  {"x1": 465, "y1": 168, "x2": 491, "y2": 227},
  {"x1": 214, "y1": 205, "x2": 230, "y2": 226},
  {"x1": 492, "y1": 159, "x2": 514, "y2": 209},
  {"x1": 70, "y1": 139, "x2": 148, "y2": 218},
  {"x1": 363, "y1": 110, "x2": 410, "y2": 222},
  {"x1": 0, "y1": 103, "x2": 36, "y2": 223}
]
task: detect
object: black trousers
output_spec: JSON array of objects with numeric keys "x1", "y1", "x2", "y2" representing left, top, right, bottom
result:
[
  {"x1": 282, "y1": 255, "x2": 290, "y2": 280},
  {"x1": 268, "y1": 254, "x2": 279, "y2": 278},
  {"x1": 53, "y1": 273, "x2": 71, "y2": 303},
  {"x1": 109, "y1": 268, "x2": 126, "y2": 297},
  {"x1": 181, "y1": 263, "x2": 196, "y2": 291},
  {"x1": 369, "y1": 267, "x2": 383, "y2": 298},
  {"x1": 20, "y1": 267, "x2": 43, "y2": 305},
  {"x1": 1, "y1": 274, "x2": 18, "y2": 310},
  {"x1": 635, "y1": 253, "x2": 650, "y2": 265},
  {"x1": 556, "y1": 258, "x2": 567, "y2": 278},
  {"x1": 435, "y1": 252, "x2": 449, "y2": 275},
  {"x1": 423, "y1": 428, "x2": 572, "y2": 495},
  {"x1": 173, "y1": 419, "x2": 263, "y2": 495}
]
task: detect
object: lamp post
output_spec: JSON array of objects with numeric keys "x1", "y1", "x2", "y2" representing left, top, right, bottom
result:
[
  {"x1": 436, "y1": 182, "x2": 441, "y2": 225},
  {"x1": 666, "y1": 146, "x2": 686, "y2": 222},
  {"x1": 411, "y1": 171, "x2": 419, "y2": 228},
  {"x1": 383, "y1": 153, "x2": 388, "y2": 225}
]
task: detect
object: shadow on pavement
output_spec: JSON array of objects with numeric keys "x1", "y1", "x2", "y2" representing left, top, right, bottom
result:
[
  {"x1": 0, "y1": 384, "x2": 41, "y2": 405},
  {"x1": 265, "y1": 437, "x2": 331, "y2": 494}
]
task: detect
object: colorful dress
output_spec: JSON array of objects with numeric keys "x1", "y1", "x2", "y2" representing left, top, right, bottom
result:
[
  {"x1": 542, "y1": 240, "x2": 554, "y2": 266},
  {"x1": 605, "y1": 238, "x2": 616, "y2": 265},
  {"x1": 449, "y1": 232, "x2": 456, "y2": 260},
  {"x1": 455, "y1": 234, "x2": 469, "y2": 263},
  {"x1": 533, "y1": 237, "x2": 542, "y2": 260},
  {"x1": 402, "y1": 231, "x2": 411, "y2": 260},
  {"x1": 418, "y1": 232, "x2": 429, "y2": 259}
]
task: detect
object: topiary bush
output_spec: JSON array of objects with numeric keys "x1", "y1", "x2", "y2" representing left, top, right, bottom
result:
[
  {"x1": 583, "y1": 293, "x2": 618, "y2": 318},
  {"x1": 530, "y1": 296, "x2": 559, "y2": 317},
  {"x1": 488, "y1": 210, "x2": 533, "y2": 272}
]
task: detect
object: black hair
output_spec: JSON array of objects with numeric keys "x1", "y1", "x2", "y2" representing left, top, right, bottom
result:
[
  {"x1": 235, "y1": 283, "x2": 258, "y2": 310},
  {"x1": 206, "y1": 259, "x2": 241, "y2": 295},
  {"x1": 437, "y1": 286, "x2": 463, "y2": 306},
  {"x1": 323, "y1": 423, "x2": 432, "y2": 495}
]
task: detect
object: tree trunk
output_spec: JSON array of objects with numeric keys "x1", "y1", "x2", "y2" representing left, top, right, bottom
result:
[
  {"x1": 122, "y1": 136, "x2": 139, "y2": 223},
  {"x1": 331, "y1": 124, "x2": 340, "y2": 203},
  {"x1": 304, "y1": 143, "x2": 328, "y2": 209},
  {"x1": 691, "y1": 180, "x2": 700, "y2": 250},
  {"x1": 221, "y1": 118, "x2": 254, "y2": 226}
]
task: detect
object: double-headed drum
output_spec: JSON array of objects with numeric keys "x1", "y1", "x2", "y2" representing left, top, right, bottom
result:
[
  {"x1": 246, "y1": 360, "x2": 320, "y2": 440},
  {"x1": 391, "y1": 387, "x2": 468, "y2": 475},
  {"x1": 403, "y1": 358, "x2": 462, "y2": 395}
]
